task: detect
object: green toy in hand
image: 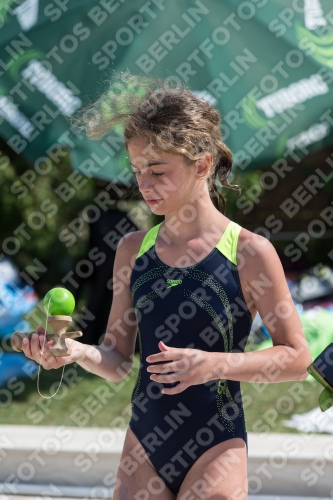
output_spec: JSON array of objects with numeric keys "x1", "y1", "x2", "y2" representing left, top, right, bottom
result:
[
  {"x1": 11, "y1": 286, "x2": 81, "y2": 357},
  {"x1": 43, "y1": 287, "x2": 75, "y2": 316}
]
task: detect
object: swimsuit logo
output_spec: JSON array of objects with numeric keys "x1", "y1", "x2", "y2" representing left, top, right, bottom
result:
[{"x1": 166, "y1": 279, "x2": 182, "y2": 288}]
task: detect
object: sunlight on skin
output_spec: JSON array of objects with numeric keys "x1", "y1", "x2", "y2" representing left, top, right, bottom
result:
[{"x1": 127, "y1": 136, "x2": 225, "y2": 244}]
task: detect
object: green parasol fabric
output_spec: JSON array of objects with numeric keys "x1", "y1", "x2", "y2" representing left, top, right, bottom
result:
[{"x1": 0, "y1": 0, "x2": 333, "y2": 182}]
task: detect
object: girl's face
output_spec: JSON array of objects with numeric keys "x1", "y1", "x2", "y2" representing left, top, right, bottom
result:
[{"x1": 127, "y1": 136, "x2": 207, "y2": 215}]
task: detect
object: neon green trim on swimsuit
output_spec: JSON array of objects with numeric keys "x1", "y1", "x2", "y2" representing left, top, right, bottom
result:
[
  {"x1": 136, "y1": 220, "x2": 242, "y2": 265},
  {"x1": 215, "y1": 221, "x2": 242, "y2": 265},
  {"x1": 136, "y1": 222, "x2": 162, "y2": 260}
]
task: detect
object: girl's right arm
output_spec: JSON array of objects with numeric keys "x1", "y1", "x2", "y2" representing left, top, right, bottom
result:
[{"x1": 22, "y1": 231, "x2": 142, "y2": 383}]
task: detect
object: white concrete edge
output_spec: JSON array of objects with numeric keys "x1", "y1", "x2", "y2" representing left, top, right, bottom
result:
[
  {"x1": 0, "y1": 425, "x2": 330, "y2": 460},
  {"x1": 249, "y1": 497, "x2": 331, "y2": 500},
  {"x1": 0, "y1": 483, "x2": 113, "y2": 498},
  {"x1": 0, "y1": 485, "x2": 330, "y2": 500}
]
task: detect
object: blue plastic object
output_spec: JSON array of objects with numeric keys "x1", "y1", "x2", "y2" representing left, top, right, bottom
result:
[
  {"x1": 0, "y1": 258, "x2": 38, "y2": 387},
  {"x1": 0, "y1": 258, "x2": 38, "y2": 335},
  {"x1": 0, "y1": 353, "x2": 37, "y2": 387}
]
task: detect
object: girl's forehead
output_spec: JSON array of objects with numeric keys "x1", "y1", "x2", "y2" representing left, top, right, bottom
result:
[
  {"x1": 128, "y1": 138, "x2": 169, "y2": 161},
  {"x1": 128, "y1": 136, "x2": 158, "y2": 153}
]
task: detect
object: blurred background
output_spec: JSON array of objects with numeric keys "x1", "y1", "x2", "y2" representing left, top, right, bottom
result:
[{"x1": 1, "y1": 0, "x2": 333, "y2": 435}]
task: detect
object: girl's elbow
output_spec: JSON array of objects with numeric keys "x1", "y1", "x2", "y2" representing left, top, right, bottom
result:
[
  {"x1": 105, "y1": 372, "x2": 126, "y2": 384},
  {"x1": 294, "y1": 349, "x2": 312, "y2": 381},
  {"x1": 297, "y1": 357, "x2": 312, "y2": 381},
  {"x1": 297, "y1": 367, "x2": 310, "y2": 381},
  {"x1": 114, "y1": 358, "x2": 134, "y2": 382}
]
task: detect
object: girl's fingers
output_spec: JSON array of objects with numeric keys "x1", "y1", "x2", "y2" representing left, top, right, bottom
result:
[
  {"x1": 162, "y1": 382, "x2": 188, "y2": 395},
  {"x1": 21, "y1": 333, "x2": 57, "y2": 368},
  {"x1": 150, "y1": 372, "x2": 184, "y2": 383},
  {"x1": 149, "y1": 360, "x2": 190, "y2": 374},
  {"x1": 38, "y1": 335, "x2": 52, "y2": 354},
  {"x1": 148, "y1": 363, "x2": 171, "y2": 374},
  {"x1": 37, "y1": 337, "x2": 63, "y2": 368},
  {"x1": 22, "y1": 337, "x2": 32, "y2": 358},
  {"x1": 30, "y1": 333, "x2": 43, "y2": 359},
  {"x1": 37, "y1": 326, "x2": 48, "y2": 335},
  {"x1": 20, "y1": 332, "x2": 67, "y2": 372}
]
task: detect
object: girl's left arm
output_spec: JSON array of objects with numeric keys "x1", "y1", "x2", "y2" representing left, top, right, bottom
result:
[{"x1": 212, "y1": 232, "x2": 312, "y2": 384}]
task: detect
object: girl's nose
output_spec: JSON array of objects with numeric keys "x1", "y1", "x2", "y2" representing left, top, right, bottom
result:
[{"x1": 138, "y1": 172, "x2": 154, "y2": 191}]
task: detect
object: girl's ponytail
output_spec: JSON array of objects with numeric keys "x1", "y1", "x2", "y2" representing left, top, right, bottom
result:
[{"x1": 208, "y1": 134, "x2": 241, "y2": 214}]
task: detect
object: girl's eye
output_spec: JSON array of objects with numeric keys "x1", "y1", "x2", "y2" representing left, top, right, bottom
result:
[{"x1": 133, "y1": 171, "x2": 164, "y2": 177}]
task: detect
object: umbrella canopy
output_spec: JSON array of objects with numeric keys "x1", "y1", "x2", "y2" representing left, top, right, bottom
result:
[{"x1": 0, "y1": 0, "x2": 333, "y2": 182}]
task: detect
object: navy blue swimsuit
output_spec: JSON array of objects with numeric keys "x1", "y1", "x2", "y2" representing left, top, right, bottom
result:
[{"x1": 129, "y1": 220, "x2": 253, "y2": 495}]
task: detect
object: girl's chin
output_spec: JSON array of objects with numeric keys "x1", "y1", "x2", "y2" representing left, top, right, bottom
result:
[
  {"x1": 149, "y1": 206, "x2": 165, "y2": 213},
  {"x1": 148, "y1": 204, "x2": 168, "y2": 215}
]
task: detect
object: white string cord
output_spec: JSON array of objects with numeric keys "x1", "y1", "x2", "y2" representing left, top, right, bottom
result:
[{"x1": 37, "y1": 297, "x2": 66, "y2": 399}]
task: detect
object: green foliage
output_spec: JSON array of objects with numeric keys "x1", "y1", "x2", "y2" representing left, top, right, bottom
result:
[
  {"x1": 242, "y1": 379, "x2": 320, "y2": 434},
  {"x1": 0, "y1": 142, "x2": 97, "y2": 297},
  {"x1": 0, "y1": 363, "x2": 137, "y2": 427}
]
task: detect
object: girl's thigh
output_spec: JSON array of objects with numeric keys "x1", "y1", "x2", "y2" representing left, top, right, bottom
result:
[
  {"x1": 177, "y1": 437, "x2": 248, "y2": 500},
  {"x1": 113, "y1": 426, "x2": 176, "y2": 500}
]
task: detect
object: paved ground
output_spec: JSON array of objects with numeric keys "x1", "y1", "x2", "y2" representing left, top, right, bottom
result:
[
  {"x1": 0, "y1": 495, "x2": 331, "y2": 500},
  {"x1": 1, "y1": 426, "x2": 332, "y2": 498},
  {"x1": 0, "y1": 495, "x2": 332, "y2": 500}
]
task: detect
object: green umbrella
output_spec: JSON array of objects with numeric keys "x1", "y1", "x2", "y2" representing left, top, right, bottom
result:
[{"x1": 0, "y1": 0, "x2": 332, "y2": 182}]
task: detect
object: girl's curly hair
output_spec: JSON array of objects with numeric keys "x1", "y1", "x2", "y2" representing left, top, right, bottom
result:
[{"x1": 72, "y1": 71, "x2": 241, "y2": 213}]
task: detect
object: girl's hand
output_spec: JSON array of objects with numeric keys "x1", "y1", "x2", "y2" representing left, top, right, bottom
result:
[
  {"x1": 21, "y1": 326, "x2": 84, "y2": 370},
  {"x1": 146, "y1": 341, "x2": 218, "y2": 395}
]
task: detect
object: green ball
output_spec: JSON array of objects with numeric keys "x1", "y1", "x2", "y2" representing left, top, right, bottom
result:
[{"x1": 43, "y1": 287, "x2": 75, "y2": 316}]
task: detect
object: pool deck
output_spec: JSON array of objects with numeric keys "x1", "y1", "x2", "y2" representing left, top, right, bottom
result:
[{"x1": 0, "y1": 425, "x2": 331, "y2": 497}]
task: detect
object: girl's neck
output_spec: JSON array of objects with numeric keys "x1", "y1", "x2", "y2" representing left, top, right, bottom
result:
[{"x1": 161, "y1": 194, "x2": 229, "y2": 244}]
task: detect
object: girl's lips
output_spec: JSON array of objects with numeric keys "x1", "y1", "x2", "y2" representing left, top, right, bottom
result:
[{"x1": 146, "y1": 199, "x2": 162, "y2": 204}]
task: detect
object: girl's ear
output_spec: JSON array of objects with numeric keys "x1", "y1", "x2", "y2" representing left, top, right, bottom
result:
[{"x1": 196, "y1": 153, "x2": 211, "y2": 179}]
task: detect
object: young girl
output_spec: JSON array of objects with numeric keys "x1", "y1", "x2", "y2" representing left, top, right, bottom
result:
[{"x1": 22, "y1": 74, "x2": 312, "y2": 500}]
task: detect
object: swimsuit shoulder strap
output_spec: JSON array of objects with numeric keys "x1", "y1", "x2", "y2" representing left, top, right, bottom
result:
[
  {"x1": 215, "y1": 221, "x2": 242, "y2": 265},
  {"x1": 136, "y1": 222, "x2": 163, "y2": 260},
  {"x1": 135, "y1": 220, "x2": 243, "y2": 264}
]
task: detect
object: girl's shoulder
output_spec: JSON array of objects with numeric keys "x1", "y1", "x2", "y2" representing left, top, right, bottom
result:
[
  {"x1": 238, "y1": 226, "x2": 276, "y2": 255},
  {"x1": 119, "y1": 228, "x2": 152, "y2": 261},
  {"x1": 237, "y1": 226, "x2": 283, "y2": 279}
]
